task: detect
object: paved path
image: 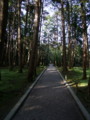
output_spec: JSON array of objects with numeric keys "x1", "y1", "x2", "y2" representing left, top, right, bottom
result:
[{"x1": 12, "y1": 64, "x2": 84, "y2": 120}]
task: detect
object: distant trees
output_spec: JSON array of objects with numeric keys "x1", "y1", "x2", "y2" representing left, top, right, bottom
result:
[
  {"x1": 0, "y1": 0, "x2": 90, "y2": 80},
  {"x1": 52, "y1": 0, "x2": 90, "y2": 78}
]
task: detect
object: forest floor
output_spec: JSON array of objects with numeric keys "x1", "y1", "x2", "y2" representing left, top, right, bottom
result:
[
  {"x1": 58, "y1": 67, "x2": 90, "y2": 114},
  {"x1": 0, "y1": 66, "x2": 45, "y2": 120}
]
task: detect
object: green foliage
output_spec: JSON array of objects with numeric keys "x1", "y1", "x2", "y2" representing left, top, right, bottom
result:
[
  {"x1": 0, "y1": 66, "x2": 45, "y2": 93},
  {"x1": 50, "y1": 45, "x2": 62, "y2": 66},
  {"x1": 0, "y1": 66, "x2": 45, "y2": 119},
  {"x1": 74, "y1": 45, "x2": 83, "y2": 66},
  {"x1": 0, "y1": 68, "x2": 28, "y2": 119},
  {"x1": 40, "y1": 43, "x2": 62, "y2": 66},
  {"x1": 58, "y1": 66, "x2": 90, "y2": 87},
  {"x1": 0, "y1": 68, "x2": 28, "y2": 92},
  {"x1": 66, "y1": 67, "x2": 85, "y2": 83}
]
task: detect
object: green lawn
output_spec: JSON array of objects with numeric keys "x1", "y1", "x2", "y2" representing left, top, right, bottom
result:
[
  {"x1": 0, "y1": 66, "x2": 45, "y2": 120},
  {"x1": 65, "y1": 67, "x2": 88, "y2": 87},
  {"x1": 58, "y1": 67, "x2": 90, "y2": 113}
]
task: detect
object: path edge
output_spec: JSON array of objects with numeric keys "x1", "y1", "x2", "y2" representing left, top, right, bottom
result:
[
  {"x1": 57, "y1": 69, "x2": 90, "y2": 120},
  {"x1": 4, "y1": 68, "x2": 47, "y2": 120}
]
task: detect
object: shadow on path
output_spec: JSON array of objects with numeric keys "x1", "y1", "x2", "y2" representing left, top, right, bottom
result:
[{"x1": 12, "y1": 64, "x2": 84, "y2": 120}]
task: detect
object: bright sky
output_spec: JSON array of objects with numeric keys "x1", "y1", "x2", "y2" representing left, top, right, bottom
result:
[{"x1": 44, "y1": 4, "x2": 55, "y2": 17}]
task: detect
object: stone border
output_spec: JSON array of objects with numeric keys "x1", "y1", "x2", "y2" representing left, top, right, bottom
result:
[
  {"x1": 4, "y1": 68, "x2": 47, "y2": 120},
  {"x1": 57, "y1": 69, "x2": 90, "y2": 120}
]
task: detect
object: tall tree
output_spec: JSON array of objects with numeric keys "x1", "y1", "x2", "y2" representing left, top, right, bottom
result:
[
  {"x1": 17, "y1": 0, "x2": 23, "y2": 73},
  {"x1": 80, "y1": 0, "x2": 88, "y2": 79},
  {"x1": 66, "y1": 0, "x2": 72, "y2": 68},
  {"x1": 0, "y1": 0, "x2": 4, "y2": 61},
  {"x1": 0, "y1": 0, "x2": 8, "y2": 66},
  {"x1": 28, "y1": 0, "x2": 42, "y2": 81},
  {"x1": 61, "y1": 0, "x2": 67, "y2": 72}
]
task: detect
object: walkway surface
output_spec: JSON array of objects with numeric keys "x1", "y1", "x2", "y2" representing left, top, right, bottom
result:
[{"x1": 12, "y1": 64, "x2": 84, "y2": 120}]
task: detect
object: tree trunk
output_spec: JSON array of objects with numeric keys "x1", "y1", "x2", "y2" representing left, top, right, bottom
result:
[
  {"x1": 61, "y1": 0, "x2": 67, "y2": 73},
  {"x1": 17, "y1": 0, "x2": 23, "y2": 73},
  {"x1": 0, "y1": 0, "x2": 4, "y2": 80},
  {"x1": 0, "y1": 0, "x2": 8, "y2": 66},
  {"x1": 0, "y1": 0, "x2": 4, "y2": 66},
  {"x1": 8, "y1": 18, "x2": 15, "y2": 71},
  {"x1": 28, "y1": 0, "x2": 41, "y2": 81},
  {"x1": 81, "y1": 1, "x2": 88, "y2": 79},
  {"x1": 67, "y1": 0, "x2": 72, "y2": 69},
  {"x1": 24, "y1": 0, "x2": 29, "y2": 36}
]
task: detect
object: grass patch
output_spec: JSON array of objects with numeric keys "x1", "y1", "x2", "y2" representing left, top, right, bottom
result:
[
  {"x1": 0, "y1": 65, "x2": 45, "y2": 120},
  {"x1": 58, "y1": 67, "x2": 90, "y2": 113}
]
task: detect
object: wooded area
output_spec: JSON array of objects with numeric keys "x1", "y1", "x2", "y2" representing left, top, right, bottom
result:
[
  {"x1": 0, "y1": 0, "x2": 90, "y2": 79},
  {"x1": 0, "y1": 0, "x2": 90, "y2": 119}
]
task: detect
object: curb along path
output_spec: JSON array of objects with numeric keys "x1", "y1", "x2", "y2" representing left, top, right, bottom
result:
[
  {"x1": 10, "y1": 65, "x2": 84, "y2": 120},
  {"x1": 4, "y1": 68, "x2": 46, "y2": 120}
]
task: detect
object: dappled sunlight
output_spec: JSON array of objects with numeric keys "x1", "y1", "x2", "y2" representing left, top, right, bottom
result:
[
  {"x1": 35, "y1": 85, "x2": 47, "y2": 89},
  {"x1": 47, "y1": 69, "x2": 56, "y2": 71},
  {"x1": 78, "y1": 83, "x2": 88, "y2": 87},
  {"x1": 60, "y1": 80, "x2": 65, "y2": 84},
  {"x1": 48, "y1": 70, "x2": 57, "y2": 73},
  {"x1": 30, "y1": 95, "x2": 43, "y2": 100},
  {"x1": 25, "y1": 105, "x2": 42, "y2": 111},
  {"x1": 52, "y1": 84, "x2": 66, "y2": 89},
  {"x1": 35, "y1": 81, "x2": 63, "y2": 89}
]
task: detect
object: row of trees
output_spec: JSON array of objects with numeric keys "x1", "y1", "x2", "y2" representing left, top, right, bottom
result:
[
  {"x1": 0, "y1": 0, "x2": 44, "y2": 81},
  {"x1": 49, "y1": 0, "x2": 90, "y2": 79},
  {"x1": 0, "y1": 0, "x2": 90, "y2": 80}
]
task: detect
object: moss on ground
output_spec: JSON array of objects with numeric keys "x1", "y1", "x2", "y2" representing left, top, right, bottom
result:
[{"x1": 0, "y1": 66, "x2": 45, "y2": 120}]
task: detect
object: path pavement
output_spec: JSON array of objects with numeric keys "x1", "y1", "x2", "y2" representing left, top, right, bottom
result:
[{"x1": 12, "y1": 64, "x2": 84, "y2": 120}]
